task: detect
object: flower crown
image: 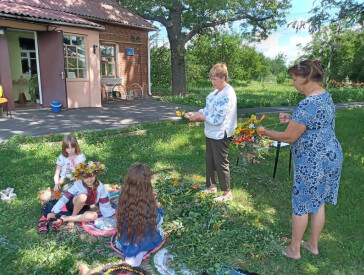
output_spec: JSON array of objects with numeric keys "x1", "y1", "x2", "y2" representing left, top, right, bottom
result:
[{"x1": 71, "y1": 161, "x2": 107, "y2": 181}]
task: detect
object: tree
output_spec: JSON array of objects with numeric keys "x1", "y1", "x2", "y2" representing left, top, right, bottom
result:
[
  {"x1": 269, "y1": 53, "x2": 287, "y2": 76},
  {"x1": 150, "y1": 46, "x2": 171, "y2": 87},
  {"x1": 289, "y1": 0, "x2": 364, "y2": 84},
  {"x1": 119, "y1": 0, "x2": 291, "y2": 95},
  {"x1": 298, "y1": 27, "x2": 364, "y2": 82},
  {"x1": 186, "y1": 32, "x2": 270, "y2": 83}
]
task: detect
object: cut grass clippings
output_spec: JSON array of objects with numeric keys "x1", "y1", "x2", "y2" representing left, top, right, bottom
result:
[{"x1": 0, "y1": 108, "x2": 363, "y2": 274}]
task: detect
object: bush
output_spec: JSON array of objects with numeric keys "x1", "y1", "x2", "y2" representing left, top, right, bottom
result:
[{"x1": 276, "y1": 73, "x2": 286, "y2": 84}]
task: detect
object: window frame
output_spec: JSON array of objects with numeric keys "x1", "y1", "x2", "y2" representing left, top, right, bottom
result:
[
  {"x1": 19, "y1": 38, "x2": 37, "y2": 75},
  {"x1": 100, "y1": 43, "x2": 117, "y2": 78},
  {"x1": 63, "y1": 34, "x2": 88, "y2": 80}
]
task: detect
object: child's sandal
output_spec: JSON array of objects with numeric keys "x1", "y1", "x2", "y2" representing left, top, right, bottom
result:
[
  {"x1": 38, "y1": 217, "x2": 49, "y2": 234},
  {"x1": 50, "y1": 218, "x2": 63, "y2": 231}
]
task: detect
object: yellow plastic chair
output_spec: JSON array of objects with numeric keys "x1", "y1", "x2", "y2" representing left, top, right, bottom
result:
[{"x1": 0, "y1": 85, "x2": 12, "y2": 118}]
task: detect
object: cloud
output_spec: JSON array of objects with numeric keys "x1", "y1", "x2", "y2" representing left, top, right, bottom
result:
[{"x1": 251, "y1": 30, "x2": 312, "y2": 65}]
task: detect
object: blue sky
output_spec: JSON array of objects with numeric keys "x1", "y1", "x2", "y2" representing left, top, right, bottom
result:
[
  {"x1": 149, "y1": 0, "x2": 317, "y2": 65},
  {"x1": 251, "y1": 0, "x2": 316, "y2": 64}
]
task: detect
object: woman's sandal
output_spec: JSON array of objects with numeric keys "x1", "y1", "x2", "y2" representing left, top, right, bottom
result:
[
  {"x1": 38, "y1": 217, "x2": 49, "y2": 234},
  {"x1": 49, "y1": 218, "x2": 64, "y2": 231}
]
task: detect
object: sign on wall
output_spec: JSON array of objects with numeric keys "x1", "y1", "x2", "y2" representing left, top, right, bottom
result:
[{"x1": 126, "y1": 48, "x2": 134, "y2": 56}]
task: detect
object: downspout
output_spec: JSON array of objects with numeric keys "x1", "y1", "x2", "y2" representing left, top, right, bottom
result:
[{"x1": 148, "y1": 35, "x2": 152, "y2": 96}]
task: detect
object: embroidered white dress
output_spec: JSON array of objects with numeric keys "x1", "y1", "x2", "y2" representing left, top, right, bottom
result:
[
  {"x1": 56, "y1": 154, "x2": 86, "y2": 181},
  {"x1": 51, "y1": 180, "x2": 115, "y2": 218}
]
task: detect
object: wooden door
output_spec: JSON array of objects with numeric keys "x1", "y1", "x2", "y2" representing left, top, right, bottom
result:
[{"x1": 37, "y1": 31, "x2": 67, "y2": 108}]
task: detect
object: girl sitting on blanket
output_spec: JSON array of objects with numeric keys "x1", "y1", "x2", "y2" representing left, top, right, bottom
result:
[
  {"x1": 47, "y1": 161, "x2": 115, "y2": 231},
  {"x1": 115, "y1": 163, "x2": 164, "y2": 267},
  {"x1": 53, "y1": 134, "x2": 86, "y2": 192}
]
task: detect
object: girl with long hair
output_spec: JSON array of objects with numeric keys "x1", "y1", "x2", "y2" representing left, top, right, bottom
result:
[{"x1": 115, "y1": 163, "x2": 164, "y2": 267}]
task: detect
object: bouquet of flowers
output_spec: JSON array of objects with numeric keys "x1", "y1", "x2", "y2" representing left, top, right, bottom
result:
[
  {"x1": 233, "y1": 114, "x2": 272, "y2": 165},
  {"x1": 175, "y1": 107, "x2": 189, "y2": 123}
]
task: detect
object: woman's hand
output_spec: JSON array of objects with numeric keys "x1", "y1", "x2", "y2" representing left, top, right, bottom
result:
[
  {"x1": 184, "y1": 112, "x2": 194, "y2": 120},
  {"x1": 184, "y1": 112, "x2": 205, "y2": 122},
  {"x1": 279, "y1": 113, "x2": 291, "y2": 124},
  {"x1": 257, "y1": 127, "x2": 266, "y2": 136}
]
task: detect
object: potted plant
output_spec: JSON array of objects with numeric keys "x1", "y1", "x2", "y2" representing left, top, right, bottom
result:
[{"x1": 28, "y1": 74, "x2": 39, "y2": 103}]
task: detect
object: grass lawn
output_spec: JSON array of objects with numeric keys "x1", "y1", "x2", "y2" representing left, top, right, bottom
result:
[
  {"x1": 152, "y1": 81, "x2": 364, "y2": 109},
  {"x1": 0, "y1": 108, "x2": 363, "y2": 274}
]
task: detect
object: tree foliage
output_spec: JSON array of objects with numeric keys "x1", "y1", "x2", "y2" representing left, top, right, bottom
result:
[
  {"x1": 119, "y1": 0, "x2": 291, "y2": 94},
  {"x1": 186, "y1": 32, "x2": 269, "y2": 83},
  {"x1": 150, "y1": 46, "x2": 171, "y2": 87},
  {"x1": 298, "y1": 27, "x2": 364, "y2": 82},
  {"x1": 290, "y1": 0, "x2": 364, "y2": 33}
]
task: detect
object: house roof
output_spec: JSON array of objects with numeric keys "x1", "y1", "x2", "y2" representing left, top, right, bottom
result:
[
  {"x1": 0, "y1": 0, "x2": 157, "y2": 30},
  {"x1": 0, "y1": 1, "x2": 104, "y2": 29}
]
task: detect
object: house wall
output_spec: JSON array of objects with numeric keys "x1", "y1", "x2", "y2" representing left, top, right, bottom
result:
[
  {"x1": 7, "y1": 30, "x2": 35, "y2": 101},
  {"x1": 99, "y1": 23, "x2": 149, "y2": 99},
  {"x1": 57, "y1": 26, "x2": 101, "y2": 108}
]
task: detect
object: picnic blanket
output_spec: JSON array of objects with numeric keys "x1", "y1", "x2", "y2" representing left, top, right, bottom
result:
[
  {"x1": 81, "y1": 189, "x2": 120, "y2": 236},
  {"x1": 152, "y1": 248, "x2": 259, "y2": 275},
  {"x1": 78, "y1": 262, "x2": 148, "y2": 275}
]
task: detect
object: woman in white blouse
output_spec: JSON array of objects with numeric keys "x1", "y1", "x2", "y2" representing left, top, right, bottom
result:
[{"x1": 185, "y1": 63, "x2": 237, "y2": 201}]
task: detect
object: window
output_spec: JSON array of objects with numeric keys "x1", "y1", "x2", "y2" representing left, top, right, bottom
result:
[
  {"x1": 100, "y1": 44, "x2": 116, "y2": 78},
  {"x1": 63, "y1": 35, "x2": 87, "y2": 79},
  {"x1": 19, "y1": 38, "x2": 37, "y2": 75}
]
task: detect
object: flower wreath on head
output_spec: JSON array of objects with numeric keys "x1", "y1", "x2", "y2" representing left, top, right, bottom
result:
[{"x1": 71, "y1": 161, "x2": 107, "y2": 181}]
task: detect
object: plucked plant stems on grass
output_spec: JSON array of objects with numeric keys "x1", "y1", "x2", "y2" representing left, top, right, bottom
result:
[{"x1": 0, "y1": 109, "x2": 363, "y2": 274}]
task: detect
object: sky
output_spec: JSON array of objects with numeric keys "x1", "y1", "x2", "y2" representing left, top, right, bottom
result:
[
  {"x1": 251, "y1": 0, "x2": 316, "y2": 65},
  {"x1": 149, "y1": 0, "x2": 317, "y2": 65}
]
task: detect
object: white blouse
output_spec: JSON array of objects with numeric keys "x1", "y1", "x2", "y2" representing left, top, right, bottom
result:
[
  {"x1": 199, "y1": 84, "x2": 237, "y2": 140},
  {"x1": 56, "y1": 154, "x2": 86, "y2": 179}
]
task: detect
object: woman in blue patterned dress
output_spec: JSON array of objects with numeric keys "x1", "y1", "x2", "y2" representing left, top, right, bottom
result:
[{"x1": 258, "y1": 60, "x2": 343, "y2": 260}]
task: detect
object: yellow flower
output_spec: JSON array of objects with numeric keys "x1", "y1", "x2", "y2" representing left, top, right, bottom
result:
[
  {"x1": 255, "y1": 254, "x2": 259, "y2": 258},
  {"x1": 162, "y1": 199, "x2": 167, "y2": 204},
  {"x1": 254, "y1": 218, "x2": 259, "y2": 223},
  {"x1": 176, "y1": 110, "x2": 181, "y2": 116},
  {"x1": 172, "y1": 180, "x2": 179, "y2": 186},
  {"x1": 196, "y1": 176, "x2": 201, "y2": 180}
]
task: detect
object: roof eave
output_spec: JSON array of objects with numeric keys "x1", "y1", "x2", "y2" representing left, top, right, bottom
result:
[
  {"x1": 84, "y1": 16, "x2": 158, "y2": 31},
  {"x1": 0, "y1": 13, "x2": 105, "y2": 30}
]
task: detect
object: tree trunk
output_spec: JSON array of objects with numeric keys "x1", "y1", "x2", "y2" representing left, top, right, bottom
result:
[
  {"x1": 166, "y1": 3, "x2": 187, "y2": 95},
  {"x1": 170, "y1": 42, "x2": 186, "y2": 95}
]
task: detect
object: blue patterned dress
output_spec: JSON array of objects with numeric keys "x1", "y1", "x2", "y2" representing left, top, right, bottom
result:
[{"x1": 290, "y1": 91, "x2": 343, "y2": 216}]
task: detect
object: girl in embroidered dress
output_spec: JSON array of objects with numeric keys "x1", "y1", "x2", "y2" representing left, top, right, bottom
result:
[
  {"x1": 53, "y1": 134, "x2": 86, "y2": 192},
  {"x1": 115, "y1": 164, "x2": 164, "y2": 267},
  {"x1": 47, "y1": 161, "x2": 115, "y2": 230}
]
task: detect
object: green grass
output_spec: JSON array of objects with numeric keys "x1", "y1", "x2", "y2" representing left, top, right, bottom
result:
[
  {"x1": 152, "y1": 81, "x2": 364, "y2": 109},
  {"x1": 0, "y1": 109, "x2": 363, "y2": 274}
]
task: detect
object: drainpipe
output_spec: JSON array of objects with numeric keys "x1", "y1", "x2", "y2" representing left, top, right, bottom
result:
[{"x1": 148, "y1": 35, "x2": 152, "y2": 96}]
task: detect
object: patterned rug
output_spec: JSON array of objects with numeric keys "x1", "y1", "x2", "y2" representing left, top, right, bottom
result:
[
  {"x1": 78, "y1": 262, "x2": 148, "y2": 275},
  {"x1": 152, "y1": 248, "x2": 259, "y2": 275},
  {"x1": 81, "y1": 189, "x2": 120, "y2": 236}
]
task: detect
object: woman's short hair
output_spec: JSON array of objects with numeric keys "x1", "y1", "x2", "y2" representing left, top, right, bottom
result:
[
  {"x1": 287, "y1": 59, "x2": 325, "y2": 82},
  {"x1": 209, "y1": 63, "x2": 228, "y2": 80}
]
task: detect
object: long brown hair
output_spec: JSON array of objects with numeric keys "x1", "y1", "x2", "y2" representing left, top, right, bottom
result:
[
  {"x1": 116, "y1": 164, "x2": 157, "y2": 245},
  {"x1": 287, "y1": 59, "x2": 325, "y2": 82},
  {"x1": 61, "y1": 134, "x2": 82, "y2": 157}
]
